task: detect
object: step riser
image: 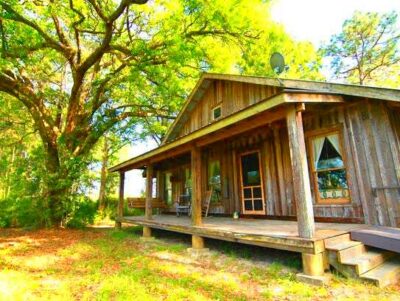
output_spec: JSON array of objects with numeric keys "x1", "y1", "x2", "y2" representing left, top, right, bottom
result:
[
  {"x1": 342, "y1": 252, "x2": 393, "y2": 275},
  {"x1": 324, "y1": 234, "x2": 351, "y2": 249},
  {"x1": 338, "y1": 245, "x2": 367, "y2": 262},
  {"x1": 361, "y1": 264, "x2": 400, "y2": 288},
  {"x1": 328, "y1": 251, "x2": 359, "y2": 279}
]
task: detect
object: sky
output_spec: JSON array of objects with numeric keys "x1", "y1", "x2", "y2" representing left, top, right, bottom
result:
[
  {"x1": 270, "y1": 0, "x2": 400, "y2": 47},
  {"x1": 122, "y1": 0, "x2": 400, "y2": 197}
]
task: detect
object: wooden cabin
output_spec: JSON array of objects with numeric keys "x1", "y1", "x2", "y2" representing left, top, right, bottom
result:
[{"x1": 110, "y1": 73, "x2": 400, "y2": 285}]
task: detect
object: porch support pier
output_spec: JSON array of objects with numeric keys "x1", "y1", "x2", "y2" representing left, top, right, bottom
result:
[{"x1": 143, "y1": 164, "x2": 153, "y2": 238}]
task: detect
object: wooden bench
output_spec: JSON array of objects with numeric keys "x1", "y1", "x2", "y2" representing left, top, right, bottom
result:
[{"x1": 127, "y1": 197, "x2": 168, "y2": 209}]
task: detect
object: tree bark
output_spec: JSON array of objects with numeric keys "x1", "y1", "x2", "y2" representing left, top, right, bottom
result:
[{"x1": 98, "y1": 137, "x2": 109, "y2": 211}]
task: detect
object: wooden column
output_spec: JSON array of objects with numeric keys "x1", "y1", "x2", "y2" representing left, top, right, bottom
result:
[
  {"x1": 191, "y1": 146, "x2": 202, "y2": 226},
  {"x1": 302, "y1": 253, "x2": 325, "y2": 276},
  {"x1": 192, "y1": 235, "x2": 205, "y2": 249},
  {"x1": 286, "y1": 105, "x2": 315, "y2": 238},
  {"x1": 145, "y1": 164, "x2": 153, "y2": 220},
  {"x1": 143, "y1": 226, "x2": 152, "y2": 238},
  {"x1": 116, "y1": 171, "x2": 125, "y2": 229}
]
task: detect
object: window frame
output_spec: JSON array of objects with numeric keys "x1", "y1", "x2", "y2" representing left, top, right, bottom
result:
[
  {"x1": 211, "y1": 104, "x2": 222, "y2": 121},
  {"x1": 164, "y1": 171, "x2": 173, "y2": 205},
  {"x1": 306, "y1": 127, "x2": 351, "y2": 205},
  {"x1": 207, "y1": 158, "x2": 222, "y2": 203}
]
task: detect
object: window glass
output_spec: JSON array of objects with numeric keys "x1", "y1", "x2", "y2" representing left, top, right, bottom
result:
[
  {"x1": 311, "y1": 132, "x2": 350, "y2": 202},
  {"x1": 241, "y1": 152, "x2": 261, "y2": 186},
  {"x1": 152, "y1": 178, "x2": 157, "y2": 198},
  {"x1": 212, "y1": 106, "x2": 222, "y2": 120},
  {"x1": 208, "y1": 160, "x2": 221, "y2": 202},
  {"x1": 164, "y1": 172, "x2": 173, "y2": 205},
  {"x1": 184, "y1": 167, "x2": 192, "y2": 197}
]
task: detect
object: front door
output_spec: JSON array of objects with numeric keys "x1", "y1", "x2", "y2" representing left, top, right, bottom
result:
[{"x1": 239, "y1": 151, "x2": 266, "y2": 215}]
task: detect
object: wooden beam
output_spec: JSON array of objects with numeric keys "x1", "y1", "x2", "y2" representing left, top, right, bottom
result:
[
  {"x1": 191, "y1": 146, "x2": 202, "y2": 226},
  {"x1": 145, "y1": 164, "x2": 153, "y2": 220},
  {"x1": 116, "y1": 171, "x2": 125, "y2": 229},
  {"x1": 286, "y1": 105, "x2": 315, "y2": 238}
]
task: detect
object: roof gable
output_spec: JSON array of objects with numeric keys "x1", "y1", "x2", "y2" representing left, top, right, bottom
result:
[{"x1": 162, "y1": 73, "x2": 400, "y2": 144}]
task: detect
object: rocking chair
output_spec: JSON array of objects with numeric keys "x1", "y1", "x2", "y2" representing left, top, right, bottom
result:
[
  {"x1": 176, "y1": 194, "x2": 191, "y2": 217},
  {"x1": 202, "y1": 190, "x2": 212, "y2": 217}
]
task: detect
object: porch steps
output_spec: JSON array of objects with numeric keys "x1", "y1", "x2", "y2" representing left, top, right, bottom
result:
[{"x1": 324, "y1": 234, "x2": 400, "y2": 287}]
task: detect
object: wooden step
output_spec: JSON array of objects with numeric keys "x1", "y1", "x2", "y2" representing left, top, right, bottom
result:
[
  {"x1": 361, "y1": 257, "x2": 400, "y2": 288},
  {"x1": 328, "y1": 250, "x2": 359, "y2": 278},
  {"x1": 337, "y1": 244, "x2": 367, "y2": 262},
  {"x1": 325, "y1": 240, "x2": 363, "y2": 252},
  {"x1": 341, "y1": 250, "x2": 394, "y2": 275},
  {"x1": 324, "y1": 234, "x2": 351, "y2": 249}
]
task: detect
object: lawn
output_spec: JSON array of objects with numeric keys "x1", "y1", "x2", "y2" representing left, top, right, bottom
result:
[{"x1": 0, "y1": 226, "x2": 399, "y2": 301}]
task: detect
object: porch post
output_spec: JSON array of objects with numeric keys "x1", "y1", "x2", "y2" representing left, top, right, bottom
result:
[
  {"x1": 116, "y1": 171, "x2": 125, "y2": 229},
  {"x1": 145, "y1": 164, "x2": 153, "y2": 220},
  {"x1": 188, "y1": 145, "x2": 209, "y2": 254},
  {"x1": 191, "y1": 146, "x2": 202, "y2": 226},
  {"x1": 143, "y1": 164, "x2": 153, "y2": 238},
  {"x1": 286, "y1": 104, "x2": 315, "y2": 239}
]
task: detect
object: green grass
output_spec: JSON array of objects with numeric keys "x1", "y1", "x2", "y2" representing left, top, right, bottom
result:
[{"x1": 0, "y1": 227, "x2": 399, "y2": 300}]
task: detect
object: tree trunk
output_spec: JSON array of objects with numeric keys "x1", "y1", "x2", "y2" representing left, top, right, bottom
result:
[
  {"x1": 44, "y1": 142, "x2": 67, "y2": 227},
  {"x1": 98, "y1": 137, "x2": 109, "y2": 211}
]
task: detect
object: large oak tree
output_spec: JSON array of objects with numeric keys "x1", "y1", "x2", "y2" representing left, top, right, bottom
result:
[{"x1": 0, "y1": 0, "x2": 322, "y2": 225}]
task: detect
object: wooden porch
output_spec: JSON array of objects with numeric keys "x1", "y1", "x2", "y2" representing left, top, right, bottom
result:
[{"x1": 119, "y1": 215, "x2": 365, "y2": 254}]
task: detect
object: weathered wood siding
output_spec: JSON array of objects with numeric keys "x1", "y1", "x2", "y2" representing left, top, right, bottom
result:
[
  {"x1": 177, "y1": 80, "x2": 280, "y2": 138},
  {"x1": 343, "y1": 100, "x2": 400, "y2": 227},
  {"x1": 157, "y1": 97, "x2": 399, "y2": 226}
]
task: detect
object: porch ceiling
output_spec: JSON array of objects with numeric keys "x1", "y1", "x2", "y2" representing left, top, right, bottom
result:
[{"x1": 109, "y1": 91, "x2": 344, "y2": 172}]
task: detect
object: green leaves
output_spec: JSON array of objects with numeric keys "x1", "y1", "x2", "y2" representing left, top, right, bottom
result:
[{"x1": 321, "y1": 11, "x2": 400, "y2": 86}]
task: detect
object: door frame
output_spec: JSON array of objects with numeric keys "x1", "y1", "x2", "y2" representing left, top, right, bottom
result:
[{"x1": 238, "y1": 150, "x2": 266, "y2": 215}]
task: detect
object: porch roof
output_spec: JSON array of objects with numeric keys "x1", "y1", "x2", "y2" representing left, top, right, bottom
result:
[
  {"x1": 109, "y1": 90, "x2": 343, "y2": 172},
  {"x1": 163, "y1": 73, "x2": 400, "y2": 144}
]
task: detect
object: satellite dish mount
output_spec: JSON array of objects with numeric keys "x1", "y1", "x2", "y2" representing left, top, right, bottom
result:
[{"x1": 270, "y1": 52, "x2": 287, "y2": 85}]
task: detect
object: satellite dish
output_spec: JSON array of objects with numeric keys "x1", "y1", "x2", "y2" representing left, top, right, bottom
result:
[{"x1": 270, "y1": 52, "x2": 286, "y2": 75}]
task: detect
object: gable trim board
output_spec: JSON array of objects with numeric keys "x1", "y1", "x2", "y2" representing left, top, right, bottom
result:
[
  {"x1": 162, "y1": 73, "x2": 400, "y2": 144},
  {"x1": 109, "y1": 91, "x2": 344, "y2": 172}
]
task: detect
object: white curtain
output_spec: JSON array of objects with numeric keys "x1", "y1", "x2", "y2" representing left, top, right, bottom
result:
[
  {"x1": 312, "y1": 136, "x2": 325, "y2": 168},
  {"x1": 327, "y1": 133, "x2": 341, "y2": 156}
]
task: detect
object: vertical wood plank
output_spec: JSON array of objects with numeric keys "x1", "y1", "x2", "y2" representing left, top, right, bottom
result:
[
  {"x1": 286, "y1": 105, "x2": 315, "y2": 238},
  {"x1": 116, "y1": 171, "x2": 125, "y2": 228},
  {"x1": 273, "y1": 126, "x2": 287, "y2": 216},
  {"x1": 191, "y1": 146, "x2": 202, "y2": 226},
  {"x1": 145, "y1": 164, "x2": 153, "y2": 220}
]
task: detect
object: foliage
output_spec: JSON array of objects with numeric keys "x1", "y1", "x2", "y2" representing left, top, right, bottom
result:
[
  {"x1": 321, "y1": 11, "x2": 400, "y2": 85},
  {"x1": 0, "y1": 0, "x2": 323, "y2": 226}
]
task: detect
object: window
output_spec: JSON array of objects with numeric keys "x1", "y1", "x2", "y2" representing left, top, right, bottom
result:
[
  {"x1": 184, "y1": 167, "x2": 192, "y2": 197},
  {"x1": 309, "y1": 130, "x2": 350, "y2": 204},
  {"x1": 152, "y1": 178, "x2": 157, "y2": 198},
  {"x1": 212, "y1": 105, "x2": 222, "y2": 120},
  {"x1": 164, "y1": 172, "x2": 173, "y2": 205},
  {"x1": 208, "y1": 160, "x2": 221, "y2": 202}
]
